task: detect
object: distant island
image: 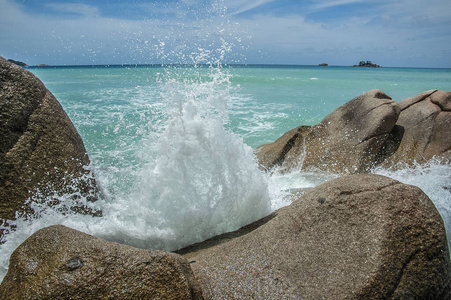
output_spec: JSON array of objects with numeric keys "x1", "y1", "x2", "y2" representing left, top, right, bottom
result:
[
  {"x1": 318, "y1": 63, "x2": 329, "y2": 66},
  {"x1": 7, "y1": 59, "x2": 27, "y2": 67},
  {"x1": 353, "y1": 61, "x2": 381, "y2": 68},
  {"x1": 6, "y1": 59, "x2": 51, "y2": 68}
]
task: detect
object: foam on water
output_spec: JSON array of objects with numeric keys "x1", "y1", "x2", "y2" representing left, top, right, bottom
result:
[
  {"x1": 266, "y1": 169, "x2": 339, "y2": 210},
  {"x1": 95, "y1": 65, "x2": 271, "y2": 250},
  {"x1": 0, "y1": 65, "x2": 272, "y2": 280},
  {"x1": 0, "y1": 4, "x2": 272, "y2": 279}
]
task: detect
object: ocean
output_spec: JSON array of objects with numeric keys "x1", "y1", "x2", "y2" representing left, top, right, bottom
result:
[{"x1": 1, "y1": 64, "x2": 450, "y2": 280}]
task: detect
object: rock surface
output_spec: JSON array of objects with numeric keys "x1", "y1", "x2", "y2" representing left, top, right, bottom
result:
[
  {"x1": 0, "y1": 225, "x2": 203, "y2": 299},
  {"x1": 0, "y1": 56, "x2": 98, "y2": 228},
  {"x1": 380, "y1": 89, "x2": 451, "y2": 167},
  {"x1": 256, "y1": 89, "x2": 451, "y2": 173},
  {"x1": 256, "y1": 89, "x2": 400, "y2": 173},
  {"x1": 187, "y1": 174, "x2": 451, "y2": 299}
]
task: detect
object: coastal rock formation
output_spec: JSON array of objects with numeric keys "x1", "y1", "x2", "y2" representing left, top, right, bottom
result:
[
  {"x1": 379, "y1": 89, "x2": 451, "y2": 167},
  {"x1": 0, "y1": 225, "x2": 203, "y2": 299},
  {"x1": 0, "y1": 56, "x2": 99, "y2": 229},
  {"x1": 187, "y1": 174, "x2": 451, "y2": 299},
  {"x1": 256, "y1": 89, "x2": 451, "y2": 173},
  {"x1": 256, "y1": 89, "x2": 400, "y2": 173}
]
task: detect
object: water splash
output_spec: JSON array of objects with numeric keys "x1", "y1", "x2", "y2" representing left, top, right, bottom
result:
[
  {"x1": 0, "y1": 2, "x2": 269, "y2": 280},
  {"x1": 91, "y1": 64, "x2": 271, "y2": 251}
]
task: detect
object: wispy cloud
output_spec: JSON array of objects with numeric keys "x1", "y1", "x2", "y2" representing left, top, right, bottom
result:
[
  {"x1": 0, "y1": 0, "x2": 450, "y2": 67},
  {"x1": 45, "y1": 3, "x2": 100, "y2": 17},
  {"x1": 236, "y1": 0, "x2": 451, "y2": 67},
  {"x1": 310, "y1": 0, "x2": 362, "y2": 10},
  {"x1": 227, "y1": 0, "x2": 277, "y2": 16}
]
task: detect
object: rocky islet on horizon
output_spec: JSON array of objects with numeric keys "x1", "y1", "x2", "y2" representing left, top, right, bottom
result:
[
  {"x1": 353, "y1": 60, "x2": 381, "y2": 67},
  {"x1": 0, "y1": 56, "x2": 450, "y2": 299}
]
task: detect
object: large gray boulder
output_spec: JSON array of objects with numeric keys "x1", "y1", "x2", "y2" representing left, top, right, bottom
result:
[
  {"x1": 256, "y1": 90, "x2": 400, "y2": 173},
  {"x1": 0, "y1": 225, "x2": 203, "y2": 299},
  {"x1": 0, "y1": 57, "x2": 99, "y2": 229},
  {"x1": 379, "y1": 89, "x2": 451, "y2": 168},
  {"x1": 256, "y1": 89, "x2": 451, "y2": 173},
  {"x1": 187, "y1": 175, "x2": 451, "y2": 299}
]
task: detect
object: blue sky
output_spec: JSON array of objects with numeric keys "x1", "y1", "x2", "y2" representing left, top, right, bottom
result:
[{"x1": 1, "y1": 0, "x2": 450, "y2": 67}]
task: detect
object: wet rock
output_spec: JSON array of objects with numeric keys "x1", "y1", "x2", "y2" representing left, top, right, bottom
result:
[
  {"x1": 256, "y1": 90, "x2": 400, "y2": 173},
  {"x1": 0, "y1": 56, "x2": 99, "y2": 230},
  {"x1": 187, "y1": 174, "x2": 451, "y2": 299},
  {"x1": 380, "y1": 90, "x2": 451, "y2": 167},
  {"x1": 256, "y1": 89, "x2": 451, "y2": 173},
  {"x1": 255, "y1": 125, "x2": 310, "y2": 171},
  {"x1": 0, "y1": 225, "x2": 203, "y2": 299}
]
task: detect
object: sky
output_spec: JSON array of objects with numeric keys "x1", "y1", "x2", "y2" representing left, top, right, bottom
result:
[{"x1": 1, "y1": 0, "x2": 450, "y2": 67}]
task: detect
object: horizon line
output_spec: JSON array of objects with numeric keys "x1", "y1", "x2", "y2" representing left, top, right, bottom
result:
[{"x1": 24, "y1": 63, "x2": 451, "y2": 70}]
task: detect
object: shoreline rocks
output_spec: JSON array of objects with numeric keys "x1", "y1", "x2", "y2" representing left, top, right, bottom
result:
[
  {"x1": 256, "y1": 89, "x2": 451, "y2": 173},
  {"x1": 0, "y1": 225, "x2": 203, "y2": 299},
  {"x1": 256, "y1": 89, "x2": 401, "y2": 173},
  {"x1": 185, "y1": 175, "x2": 451, "y2": 299},
  {"x1": 379, "y1": 89, "x2": 451, "y2": 167},
  {"x1": 0, "y1": 56, "x2": 100, "y2": 234},
  {"x1": 1, "y1": 61, "x2": 449, "y2": 298},
  {"x1": 2, "y1": 175, "x2": 449, "y2": 299}
]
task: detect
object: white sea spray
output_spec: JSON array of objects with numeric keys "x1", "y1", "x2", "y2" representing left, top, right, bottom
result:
[
  {"x1": 0, "y1": 67, "x2": 271, "y2": 280},
  {"x1": 266, "y1": 168, "x2": 339, "y2": 210},
  {"x1": 0, "y1": 1, "x2": 271, "y2": 280},
  {"x1": 89, "y1": 64, "x2": 272, "y2": 251}
]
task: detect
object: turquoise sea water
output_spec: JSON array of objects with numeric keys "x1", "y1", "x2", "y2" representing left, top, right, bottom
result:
[
  {"x1": 0, "y1": 64, "x2": 450, "y2": 280},
  {"x1": 28, "y1": 65, "x2": 451, "y2": 149}
]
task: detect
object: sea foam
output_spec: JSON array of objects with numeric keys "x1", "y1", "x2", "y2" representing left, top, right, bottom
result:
[
  {"x1": 0, "y1": 64, "x2": 272, "y2": 281},
  {"x1": 92, "y1": 65, "x2": 271, "y2": 250}
]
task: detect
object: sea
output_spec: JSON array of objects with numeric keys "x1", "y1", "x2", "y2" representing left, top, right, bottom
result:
[{"x1": 1, "y1": 63, "x2": 451, "y2": 280}]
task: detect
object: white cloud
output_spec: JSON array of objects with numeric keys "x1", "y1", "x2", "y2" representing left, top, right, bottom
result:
[
  {"x1": 227, "y1": 0, "x2": 277, "y2": 16},
  {"x1": 0, "y1": 0, "x2": 450, "y2": 67},
  {"x1": 45, "y1": 3, "x2": 100, "y2": 17},
  {"x1": 0, "y1": 0, "x2": 24, "y2": 22},
  {"x1": 0, "y1": 0, "x2": 248, "y2": 65},
  {"x1": 310, "y1": 0, "x2": 362, "y2": 10},
  {"x1": 237, "y1": 4, "x2": 451, "y2": 67}
]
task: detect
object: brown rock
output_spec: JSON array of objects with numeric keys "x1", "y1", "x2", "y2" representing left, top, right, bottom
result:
[
  {"x1": 256, "y1": 89, "x2": 451, "y2": 172},
  {"x1": 398, "y1": 89, "x2": 437, "y2": 110},
  {"x1": 187, "y1": 174, "x2": 451, "y2": 299},
  {"x1": 0, "y1": 225, "x2": 203, "y2": 299},
  {"x1": 255, "y1": 125, "x2": 310, "y2": 171},
  {"x1": 256, "y1": 90, "x2": 400, "y2": 173},
  {"x1": 0, "y1": 56, "x2": 99, "y2": 228},
  {"x1": 380, "y1": 90, "x2": 451, "y2": 167},
  {"x1": 431, "y1": 90, "x2": 451, "y2": 111}
]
